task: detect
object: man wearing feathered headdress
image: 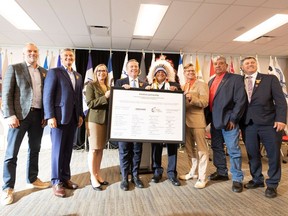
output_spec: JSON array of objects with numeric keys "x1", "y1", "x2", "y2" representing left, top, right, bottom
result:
[{"x1": 146, "y1": 59, "x2": 181, "y2": 186}]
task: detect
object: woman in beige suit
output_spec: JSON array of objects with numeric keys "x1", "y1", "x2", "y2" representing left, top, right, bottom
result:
[
  {"x1": 179, "y1": 63, "x2": 209, "y2": 189},
  {"x1": 85, "y1": 64, "x2": 110, "y2": 190}
]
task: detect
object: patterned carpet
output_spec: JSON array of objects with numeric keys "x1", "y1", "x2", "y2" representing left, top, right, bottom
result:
[{"x1": 0, "y1": 143, "x2": 288, "y2": 216}]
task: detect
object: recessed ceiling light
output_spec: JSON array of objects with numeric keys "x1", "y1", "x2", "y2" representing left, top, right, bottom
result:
[
  {"x1": 0, "y1": 0, "x2": 40, "y2": 30},
  {"x1": 234, "y1": 14, "x2": 288, "y2": 42},
  {"x1": 133, "y1": 4, "x2": 168, "y2": 37}
]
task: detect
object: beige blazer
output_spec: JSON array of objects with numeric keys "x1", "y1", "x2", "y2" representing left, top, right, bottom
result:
[
  {"x1": 185, "y1": 80, "x2": 209, "y2": 128},
  {"x1": 85, "y1": 81, "x2": 110, "y2": 124}
]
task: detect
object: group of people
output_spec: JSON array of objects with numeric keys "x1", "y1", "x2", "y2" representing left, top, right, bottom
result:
[
  {"x1": 1, "y1": 43, "x2": 286, "y2": 206},
  {"x1": 1, "y1": 43, "x2": 84, "y2": 204}
]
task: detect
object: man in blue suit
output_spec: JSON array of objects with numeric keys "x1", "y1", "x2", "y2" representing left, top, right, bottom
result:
[
  {"x1": 240, "y1": 56, "x2": 287, "y2": 198},
  {"x1": 1, "y1": 43, "x2": 50, "y2": 206},
  {"x1": 206, "y1": 56, "x2": 247, "y2": 193},
  {"x1": 43, "y1": 48, "x2": 83, "y2": 197},
  {"x1": 115, "y1": 59, "x2": 148, "y2": 191}
]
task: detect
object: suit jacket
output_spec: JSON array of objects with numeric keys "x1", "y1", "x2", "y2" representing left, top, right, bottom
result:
[
  {"x1": 242, "y1": 73, "x2": 287, "y2": 125},
  {"x1": 43, "y1": 66, "x2": 83, "y2": 125},
  {"x1": 85, "y1": 81, "x2": 110, "y2": 124},
  {"x1": 115, "y1": 77, "x2": 148, "y2": 89},
  {"x1": 185, "y1": 80, "x2": 209, "y2": 128},
  {"x1": 2, "y1": 62, "x2": 47, "y2": 120},
  {"x1": 207, "y1": 72, "x2": 247, "y2": 129}
]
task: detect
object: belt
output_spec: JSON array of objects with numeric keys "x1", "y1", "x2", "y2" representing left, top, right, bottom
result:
[{"x1": 30, "y1": 107, "x2": 42, "y2": 111}]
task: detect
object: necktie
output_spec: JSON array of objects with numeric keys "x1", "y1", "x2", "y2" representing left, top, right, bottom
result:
[
  {"x1": 247, "y1": 76, "x2": 253, "y2": 102},
  {"x1": 131, "y1": 79, "x2": 136, "y2": 88}
]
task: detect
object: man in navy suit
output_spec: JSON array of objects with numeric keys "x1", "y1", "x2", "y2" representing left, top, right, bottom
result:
[
  {"x1": 206, "y1": 56, "x2": 247, "y2": 193},
  {"x1": 115, "y1": 59, "x2": 148, "y2": 191},
  {"x1": 146, "y1": 63, "x2": 181, "y2": 186},
  {"x1": 1, "y1": 43, "x2": 50, "y2": 206},
  {"x1": 240, "y1": 56, "x2": 287, "y2": 198},
  {"x1": 43, "y1": 48, "x2": 83, "y2": 197}
]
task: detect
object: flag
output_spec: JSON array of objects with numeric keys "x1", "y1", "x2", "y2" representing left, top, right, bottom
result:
[
  {"x1": 57, "y1": 53, "x2": 61, "y2": 67},
  {"x1": 83, "y1": 52, "x2": 93, "y2": 116},
  {"x1": 151, "y1": 51, "x2": 155, "y2": 67},
  {"x1": 274, "y1": 57, "x2": 288, "y2": 104},
  {"x1": 84, "y1": 52, "x2": 93, "y2": 83},
  {"x1": 107, "y1": 50, "x2": 114, "y2": 86},
  {"x1": 239, "y1": 56, "x2": 244, "y2": 76},
  {"x1": 49, "y1": 51, "x2": 56, "y2": 69},
  {"x1": 43, "y1": 54, "x2": 48, "y2": 69},
  {"x1": 121, "y1": 52, "x2": 128, "y2": 79},
  {"x1": 229, "y1": 56, "x2": 235, "y2": 73},
  {"x1": 139, "y1": 51, "x2": 147, "y2": 81},
  {"x1": 195, "y1": 55, "x2": 204, "y2": 81},
  {"x1": 177, "y1": 53, "x2": 185, "y2": 85},
  {"x1": 268, "y1": 56, "x2": 276, "y2": 76},
  {"x1": 209, "y1": 57, "x2": 215, "y2": 79}
]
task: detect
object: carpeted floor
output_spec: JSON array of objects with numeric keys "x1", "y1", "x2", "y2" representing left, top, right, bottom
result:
[{"x1": 0, "y1": 143, "x2": 288, "y2": 216}]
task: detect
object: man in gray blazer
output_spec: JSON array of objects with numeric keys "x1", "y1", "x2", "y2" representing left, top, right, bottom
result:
[{"x1": 1, "y1": 43, "x2": 50, "y2": 206}]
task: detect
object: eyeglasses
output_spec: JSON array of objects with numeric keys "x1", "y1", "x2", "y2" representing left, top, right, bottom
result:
[
  {"x1": 97, "y1": 70, "x2": 107, "y2": 73},
  {"x1": 185, "y1": 70, "x2": 195, "y2": 73}
]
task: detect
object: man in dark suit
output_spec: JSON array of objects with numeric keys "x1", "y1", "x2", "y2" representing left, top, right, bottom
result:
[
  {"x1": 146, "y1": 63, "x2": 181, "y2": 186},
  {"x1": 240, "y1": 56, "x2": 287, "y2": 198},
  {"x1": 43, "y1": 48, "x2": 83, "y2": 197},
  {"x1": 115, "y1": 59, "x2": 148, "y2": 191},
  {"x1": 206, "y1": 56, "x2": 247, "y2": 193},
  {"x1": 1, "y1": 43, "x2": 50, "y2": 206}
]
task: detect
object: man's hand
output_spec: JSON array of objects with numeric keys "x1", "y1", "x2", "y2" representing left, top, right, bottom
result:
[
  {"x1": 225, "y1": 121, "x2": 235, "y2": 131},
  {"x1": 48, "y1": 118, "x2": 57, "y2": 128},
  {"x1": 122, "y1": 84, "x2": 131, "y2": 89},
  {"x1": 274, "y1": 122, "x2": 286, "y2": 132},
  {"x1": 78, "y1": 116, "x2": 83, "y2": 128},
  {"x1": 5, "y1": 115, "x2": 20, "y2": 128}
]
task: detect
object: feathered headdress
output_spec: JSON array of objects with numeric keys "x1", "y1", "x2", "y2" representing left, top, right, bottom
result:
[{"x1": 147, "y1": 59, "x2": 175, "y2": 84}]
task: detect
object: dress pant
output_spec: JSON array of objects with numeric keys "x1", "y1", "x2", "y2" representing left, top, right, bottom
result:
[
  {"x1": 151, "y1": 143, "x2": 178, "y2": 178},
  {"x1": 50, "y1": 117, "x2": 77, "y2": 185},
  {"x1": 185, "y1": 126, "x2": 209, "y2": 180},
  {"x1": 242, "y1": 123, "x2": 282, "y2": 188},
  {"x1": 2, "y1": 109, "x2": 43, "y2": 190},
  {"x1": 118, "y1": 142, "x2": 142, "y2": 179}
]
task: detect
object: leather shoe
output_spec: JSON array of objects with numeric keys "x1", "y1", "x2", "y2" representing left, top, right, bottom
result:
[
  {"x1": 63, "y1": 180, "x2": 78, "y2": 189},
  {"x1": 232, "y1": 181, "x2": 243, "y2": 193},
  {"x1": 99, "y1": 180, "x2": 109, "y2": 186},
  {"x1": 169, "y1": 177, "x2": 181, "y2": 186},
  {"x1": 131, "y1": 177, "x2": 144, "y2": 188},
  {"x1": 52, "y1": 183, "x2": 66, "y2": 197},
  {"x1": 120, "y1": 180, "x2": 129, "y2": 191},
  {"x1": 265, "y1": 187, "x2": 277, "y2": 198},
  {"x1": 90, "y1": 179, "x2": 102, "y2": 191},
  {"x1": 244, "y1": 180, "x2": 265, "y2": 189},
  {"x1": 151, "y1": 174, "x2": 162, "y2": 183},
  {"x1": 208, "y1": 172, "x2": 229, "y2": 181}
]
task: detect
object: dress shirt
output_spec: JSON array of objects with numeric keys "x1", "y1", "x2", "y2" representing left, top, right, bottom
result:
[
  {"x1": 209, "y1": 72, "x2": 225, "y2": 111},
  {"x1": 129, "y1": 77, "x2": 139, "y2": 88},
  {"x1": 65, "y1": 67, "x2": 76, "y2": 90},
  {"x1": 244, "y1": 72, "x2": 258, "y2": 92},
  {"x1": 27, "y1": 63, "x2": 42, "y2": 108}
]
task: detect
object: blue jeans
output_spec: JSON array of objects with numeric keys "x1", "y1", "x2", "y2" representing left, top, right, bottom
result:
[
  {"x1": 211, "y1": 123, "x2": 243, "y2": 182},
  {"x1": 222, "y1": 125, "x2": 243, "y2": 182},
  {"x1": 2, "y1": 110, "x2": 44, "y2": 190}
]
